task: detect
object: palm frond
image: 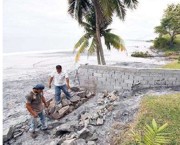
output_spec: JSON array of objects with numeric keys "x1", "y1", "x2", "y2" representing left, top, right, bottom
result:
[
  {"x1": 75, "y1": 39, "x2": 89, "y2": 62},
  {"x1": 104, "y1": 32, "x2": 126, "y2": 51},
  {"x1": 74, "y1": 33, "x2": 90, "y2": 51},
  {"x1": 123, "y1": 0, "x2": 138, "y2": 9},
  {"x1": 88, "y1": 38, "x2": 96, "y2": 56}
]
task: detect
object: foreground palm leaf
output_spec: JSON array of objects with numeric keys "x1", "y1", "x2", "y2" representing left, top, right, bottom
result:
[{"x1": 131, "y1": 119, "x2": 170, "y2": 145}]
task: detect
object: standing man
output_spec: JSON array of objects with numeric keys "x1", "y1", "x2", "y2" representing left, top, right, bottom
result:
[
  {"x1": 25, "y1": 84, "x2": 48, "y2": 138},
  {"x1": 48, "y1": 65, "x2": 72, "y2": 105}
]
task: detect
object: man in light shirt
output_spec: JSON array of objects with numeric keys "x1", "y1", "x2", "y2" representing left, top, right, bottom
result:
[{"x1": 48, "y1": 65, "x2": 72, "y2": 105}]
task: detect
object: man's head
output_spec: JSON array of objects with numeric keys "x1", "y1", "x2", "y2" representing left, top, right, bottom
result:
[
  {"x1": 56, "y1": 65, "x2": 62, "y2": 73},
  {"x1": 33, "y1": 84, "x2": 45, "y2": 94}
]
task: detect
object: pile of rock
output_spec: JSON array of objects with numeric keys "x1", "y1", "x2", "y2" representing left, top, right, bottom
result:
[
  {"x1": 3, "y1": 120, "x2": 29, "y2": 144},
  {"x1": 45, "y1": 87, "x2": 95, "y2": 120}
]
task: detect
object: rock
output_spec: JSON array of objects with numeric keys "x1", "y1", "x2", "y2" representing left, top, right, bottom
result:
[
  {"x1": 91, "y1": 113, "x2": 99, "y2": 120},
  {"x1": 103, "y1": 90, "x2": 108, "y2": 98},
  {"x1": 73, "y1": 139, "x2": 87, "y2": 145},
  {"x1": 70, "y1": 87, "x2": 80, "y2": 92},
  {"x1": 97, "y1": 98, "x2": 104, "y2": 105},
  {"x1": 108, "y1": 94, "x2": 117, "y2": 102},
  {"x1": 48, "y1": 106, "x2": 55, "y2": 114},
  {"x1": 13, "y1": 129, "x2": 24, "y2": 138},
  {"x1": 81, "y1": 113, "x2": 91, "y2": 121},
  {"x1": 62, "y1": 99, "x2": 71, "y2": 107},
  {"x1": 86, "y1": 92, "x2": 95, "y2": 99},
  {"x1": 106, "y1": 105, "x2": 114, "y2": 112},
  {"x1": 62, "y1": 138, "x2": 87, "y2": 145},
  {"x1": 77, "y1": 91, "x2": 86, "y2": 98},
  {"x1": 88, "y1": 133, "x2": 98, "y2": 141},
  {"x1": 15, "y1": 123, "x2": 23, "y2": 129},
  {"x1": 9, "y1": 138, "x2": 16, "y2": 144},
  {"x1": 87, "y1": 141, "x2": 96, "y2": 145},
  {"x1": 96, "y1": 118, "x2": 104, "y2": 125},
  {"x1": 68, "y1": 105, "x2": 75, "y2": 113},
  {"x1": 61, "y1": 139, "x2": 76, "y2": 145},
  {"x1": 3, "y1": 126, "x2": 15, "y2": 142},
  {"x1": 55, "y1": 121, "x2": 78, "y2": 133},
  {"x1": 70, "y1": 96, "x2": 81, "y2": 103},
  {"x1": 78, "y1": 127, "x2": 93, "y2": 139},
  {"x1": 58, "y1": 106, "x2": 70, "y2": 117}
]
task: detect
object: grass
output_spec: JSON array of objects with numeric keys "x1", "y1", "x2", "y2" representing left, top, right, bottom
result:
[
  {"x1": 162, "y1": 60, "x2": 180, "y2": 69},
  {"x1": 114, "y1": 93, "x2": 180, "y2": 145}
]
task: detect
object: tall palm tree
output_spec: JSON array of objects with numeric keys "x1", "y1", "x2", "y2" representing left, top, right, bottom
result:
[
  {"x1": 74, "y1": 11, "x2": 125, "y2": 64},
  {"x1": 68, "y1": 0, "x2": 138, "y2": 65}
]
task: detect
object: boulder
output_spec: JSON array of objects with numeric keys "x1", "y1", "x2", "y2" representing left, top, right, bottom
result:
[
  {"x1": 87, "y1": 141, "x2": 96, "y2": 145},
  {"x1": 62, "y1": 139, "x2": 87, "y2": 145},
  {"x1": 86, "y1": 92, "x2": 95, "y2": 99},
  {"x1": 96, "y1": 118, "x2": 104, "y2": 125},
  {"x1": 13, "y1": 129, "x2": 24, "y2": 138},
  {"x1": 77, "y1": 91, "x2": 86, "y2": 98},
  {"x1": 70, "y1": 96, "x2": 81, "y2": 103},
  {"x1": 62, "y1": 99, "x2": 71, "y2": 107},
  {"x1": 102, "y1": 90, "x2": 108, "y2": 98},
  {"x1": 78, "y1": 127, "x2": 93, "y2": 139},
  {"x1": 108, "y1": 94, "x2": 117, "y2": 102},
  {"x1": 3, "y1": 126, "x2": 15, "y2": 142},
  {"x1": 70, "y1": 87, "x2": 80, "y2": 92},
  {"x1": 97, "y1": 98, "x2": 104, "y2": 105},
  {"x1": 51, "y1": 106, "x2": 70, "y2": 120}
]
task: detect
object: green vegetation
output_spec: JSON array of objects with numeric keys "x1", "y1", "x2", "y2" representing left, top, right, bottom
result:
[
  {"x1": 131, "y1": 119, "x2": 170, "y2": 145},
  {"x1": 114, "y1": 93, "x2": 180, "y2": 145},
  {"x1": 154, "y1": 4, "x2": 180, "y2": 48},
  {"x1": 163, "y1": 60, "x2": 180, "y2": 69},
  {"x1": 131, "y1": 51, "x2": 152, "y2": 58},
  {"x1": 133, "y1": 93, "x2": 180, "y2": 145},
  {"x1": 68, "y1": 0, "x2": 138, "y2": 65}
]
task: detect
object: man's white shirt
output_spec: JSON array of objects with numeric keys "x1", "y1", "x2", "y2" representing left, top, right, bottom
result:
[{"x1": 50, "y1": 71, "x2": 68, "y2": 86}]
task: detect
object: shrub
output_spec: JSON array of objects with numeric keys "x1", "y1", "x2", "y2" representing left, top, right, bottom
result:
[
  {"x1": 153, "y1": 37, "x2": 169, "y2": 49},
  {"x1": 131, "y1": 51, "x2": 152, "y2": 58}
]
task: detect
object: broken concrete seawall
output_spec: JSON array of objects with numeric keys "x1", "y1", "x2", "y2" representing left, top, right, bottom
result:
[{"x1": 78, "y1": 65, "x2": 180, "y2": 92}]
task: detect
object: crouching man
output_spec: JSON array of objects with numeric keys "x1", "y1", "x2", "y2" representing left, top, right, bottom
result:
[{"x1": 25, "y1": 84, "x2": 49, "y2": 138}]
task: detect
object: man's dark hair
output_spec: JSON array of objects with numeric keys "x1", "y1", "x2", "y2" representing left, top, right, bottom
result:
[{"x1": 56, "y1": 65, "x2": 62, "y2": 69}]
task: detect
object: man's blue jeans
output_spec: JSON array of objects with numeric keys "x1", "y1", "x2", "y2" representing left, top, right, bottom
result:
[
  {"x1": 55, "y1": 84, "x2": 71, "y2": 104},
  {"x1": 29, "y1": 111, "x2": 46, "y2": 132}
]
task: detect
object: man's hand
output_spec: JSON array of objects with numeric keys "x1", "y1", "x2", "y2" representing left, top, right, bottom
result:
[
  {"x1": 32, "y1": 113, "x2": 38, "y2": 118},
  {"x1": 67, "y1": 84, "x2": 71, "y2": 90},
  {"x1": 45, "y1": 103, "x2": 49, "y2": 108}
]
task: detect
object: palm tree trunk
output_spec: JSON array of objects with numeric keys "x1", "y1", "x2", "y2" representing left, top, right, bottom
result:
[
  {"x1": 92, "y1": 0, "x2": 106, "y2": 65},
  {"x1": 96, "y1": 47, "x2": 101, "y2": 65}
]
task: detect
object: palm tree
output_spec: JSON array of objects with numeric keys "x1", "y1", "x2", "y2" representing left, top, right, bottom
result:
[
  {"x1": 68, "y1": 0, "x2": 138, "y2": 65},
  {"x1": 74, "y1": 11, "x2": 125, "y2": 64}
]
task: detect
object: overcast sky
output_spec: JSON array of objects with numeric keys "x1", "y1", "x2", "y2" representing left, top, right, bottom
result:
[{"x1": 3, "y1": 0, "x2": 180, "y2": 53}]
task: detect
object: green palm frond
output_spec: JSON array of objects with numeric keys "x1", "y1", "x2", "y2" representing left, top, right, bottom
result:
[
  {"x1": 75, "y1": 39, "x2": 89, "y2": 62},
  {"x1": 88, "y1": 38, "x2": 96, "y2": 56},
  {"x1": 123, "y1": 0, "x2": 138, "y2": 9},
  {"x1": 68, "y1": 0, "x2": 92, "y2": 23},
  {"x1": 131, "y1": 119, "x2": 170, "y2": 145},
  {"x1": 104, "y1": 32, "x2": 126, "y2": 51},
  {"x1": 74, "y1": 33, "x2": 90, "y2": 51},
  {"x1": 112, "y1": 0, "x2": 126, "y2": 20}
]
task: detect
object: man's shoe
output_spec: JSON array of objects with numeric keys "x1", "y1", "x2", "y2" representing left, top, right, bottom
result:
[{"x1": 55, "y1": 103, "x2": 62, "y2": 112}]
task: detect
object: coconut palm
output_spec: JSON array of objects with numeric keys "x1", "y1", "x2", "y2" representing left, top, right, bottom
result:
[
  {"x1": 68, "y1": 0, "x2": 138, "y2": 65},
  {"x1": 74, "y1": 11, "x2": 125, "y2": 64}
]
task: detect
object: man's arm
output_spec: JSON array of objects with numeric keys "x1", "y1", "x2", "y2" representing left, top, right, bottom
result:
[
  {"x1": 42, "y1": 95, "x2": 48, "y2": 108},
  {"x1": 26, "y1": 103, "x2": 38, "y2": 118},
  {"x1": 48, "y1": 77, "x2": 53, "y2": 88},
  {"x1": 66, "y1": 78, "x2": 71, "y2": 89}
]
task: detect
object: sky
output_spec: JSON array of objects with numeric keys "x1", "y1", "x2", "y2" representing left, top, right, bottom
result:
[{"x1": 3, "y1": 0, "x2": 180, "y2": 53}]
